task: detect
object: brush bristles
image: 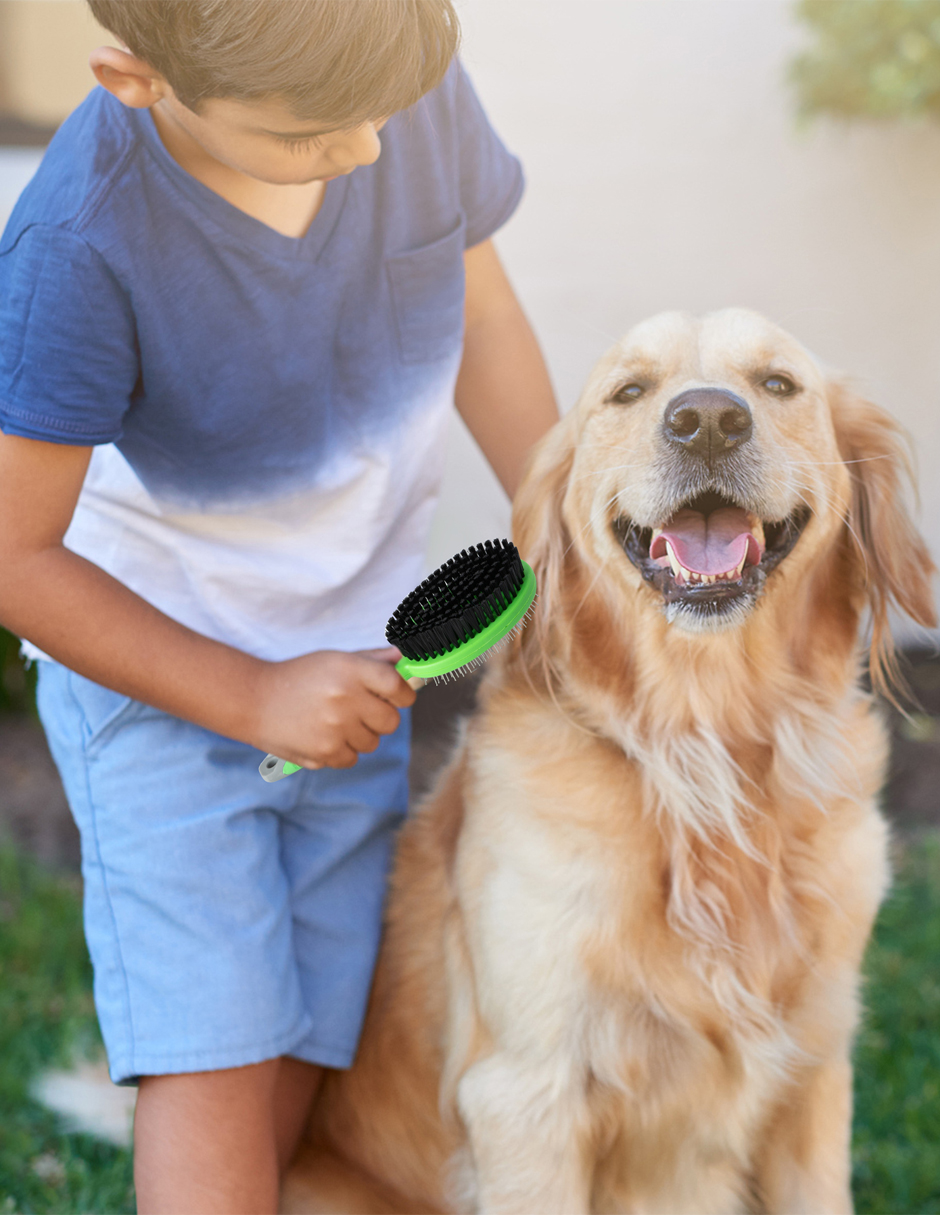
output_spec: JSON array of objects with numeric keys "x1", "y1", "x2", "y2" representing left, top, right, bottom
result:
[
  {"x1": 424, "y1": 604, "x2": 537, "y2": 683},
  {"x1": 386, "y1": 539, "x2": 526, "y2": 661}
]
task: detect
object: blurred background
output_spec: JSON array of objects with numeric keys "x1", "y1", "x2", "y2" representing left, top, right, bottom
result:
[{"x1": 0, "y1": 2, "x2": 938, "y2": 1212}]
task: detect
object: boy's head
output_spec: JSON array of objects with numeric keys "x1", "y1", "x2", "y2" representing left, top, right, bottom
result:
[
  {"x1": 86, "y1": 0, "x2": 460, "y2": 186},
  {"x1": 87, "y1": 0, "x2": 459, "y2": 126}
]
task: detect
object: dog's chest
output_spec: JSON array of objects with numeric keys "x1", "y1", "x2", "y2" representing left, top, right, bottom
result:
[
  {"x1": 460, "y1": 713, "x2": 884, "y2": 1179},
  {"x1": 462, "y1": 762, "x2": 802, "y2": 1087},
  {"x1": 462, "y1": 758, "x2": 821, "y2": 1125}
]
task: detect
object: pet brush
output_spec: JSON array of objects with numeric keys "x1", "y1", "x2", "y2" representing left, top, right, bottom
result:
[{"x1": 259, "y1": 538, "x2": 536, "y2": 782}]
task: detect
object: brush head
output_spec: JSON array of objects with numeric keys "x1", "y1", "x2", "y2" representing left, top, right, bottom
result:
[{"x1": 386, "y1": 539, "x2": 528, "y2": 662}]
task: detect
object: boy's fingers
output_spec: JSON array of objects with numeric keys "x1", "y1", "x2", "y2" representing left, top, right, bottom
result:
[
  {"x1": 326, "y1": 743, "x2": 360, "y2": 770},
  {"x1": 361, "y1": 696, "x2": 400, "y2": 738},
  {"x1": 356, "y1": 653, "x2": 416, "y2": 708},
  {"x1": 347, "y1": 722, "x2": 382, "y2": 755},
  {"x1": 356, "y1": 646, "x2": 402, "y2": 664}
]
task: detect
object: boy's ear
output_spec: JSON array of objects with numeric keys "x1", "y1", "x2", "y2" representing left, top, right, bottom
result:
[{"x1": 89, "y1": 46, "x2": 167, "y2": 110}]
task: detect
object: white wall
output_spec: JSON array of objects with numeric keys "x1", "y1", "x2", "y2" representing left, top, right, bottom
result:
[{"x1": 434, "y1": 0, "x2": 940, "y2": 647}]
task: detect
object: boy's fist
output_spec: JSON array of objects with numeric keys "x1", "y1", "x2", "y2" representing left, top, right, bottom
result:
[{"x1": 252, "y1": 647, "x2": 416, "y2": 770}]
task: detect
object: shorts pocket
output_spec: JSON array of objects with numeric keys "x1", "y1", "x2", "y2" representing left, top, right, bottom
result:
[
  {"x1": 66, "y1": 669, "x2": 141, "y2": 756},
  {"x1": 386, "y1": 215, "x2": 466, "y2": 365}
]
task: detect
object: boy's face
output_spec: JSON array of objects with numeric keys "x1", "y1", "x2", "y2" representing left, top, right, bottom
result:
[{"x1": 156, "y1": 90, "x2": 386, "y2": 185}]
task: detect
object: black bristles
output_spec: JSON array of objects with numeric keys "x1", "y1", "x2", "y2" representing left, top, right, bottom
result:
[{"x1": 386, "y1": 539, "x2": 526, "y2": 661}]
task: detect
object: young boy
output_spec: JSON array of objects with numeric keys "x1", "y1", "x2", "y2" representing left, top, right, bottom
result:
[{"x1": 0, "y1": 2, "x2": 557, "y2": 1210}]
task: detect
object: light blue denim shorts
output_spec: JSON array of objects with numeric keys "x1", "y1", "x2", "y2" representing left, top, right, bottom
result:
[{"x1": 36, "y1": 660, "x2": 410, "y2": 1085}]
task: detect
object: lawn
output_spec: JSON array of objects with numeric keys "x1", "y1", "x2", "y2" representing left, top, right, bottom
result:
[
  {"x1": 0, "y1": 849, "x2": 133, "y2": 1214},
  {"x1": 0, "y1": 837, "x2": 938, "y2": 1214},
  {"x1": 853, "y1": 833, "x2": 940, "y2": 1215}
]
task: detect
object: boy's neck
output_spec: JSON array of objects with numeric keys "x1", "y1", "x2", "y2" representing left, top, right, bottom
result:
[{"x1": 150, "y1": 101, "x2": 327, "y2": 240}]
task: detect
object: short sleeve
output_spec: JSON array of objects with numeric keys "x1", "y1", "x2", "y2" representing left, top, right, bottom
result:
[
  {"x1": 453, "y1": 64, "x2": 525, "y2": 248},
  {"x1": 0, "y1": 224, "x2": 138, "y2": 445}
]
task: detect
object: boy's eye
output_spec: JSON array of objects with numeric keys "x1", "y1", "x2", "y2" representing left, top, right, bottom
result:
[{"x1": 274, "y1": 135, "x2": 323, "y2": 153}]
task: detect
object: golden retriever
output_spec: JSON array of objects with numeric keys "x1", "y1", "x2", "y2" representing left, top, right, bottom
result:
[{"x1": 282, "y1": 308, "x2": 937, "y2": 1215}]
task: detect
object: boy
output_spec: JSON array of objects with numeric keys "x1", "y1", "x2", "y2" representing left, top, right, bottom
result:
[{"x1": 0, "y1": 2, "x2": 558, "y2": 1210}]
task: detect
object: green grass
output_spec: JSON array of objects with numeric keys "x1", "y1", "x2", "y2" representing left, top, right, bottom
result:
[
  {"x1": 853, "y1": 834, "x2": 940, "y2": 1215},
  {"x1": 0, "y1": 848, "x2": 134, "y2": 1214},
  {"x1": 0, "y1": 839, "x2": 938, "y2": 1214}
]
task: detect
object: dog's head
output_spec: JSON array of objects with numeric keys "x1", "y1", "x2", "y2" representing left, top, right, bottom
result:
[{"x1": 513, "y1": 309, "x2": 936, "y2": 704}]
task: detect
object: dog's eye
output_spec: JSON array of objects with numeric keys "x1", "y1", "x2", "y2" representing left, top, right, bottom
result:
[
  {"x1": 761, "y1": 375, "x2": 798, "y2": 397},
  {"x1": 609, "y1": 383, "x2": 645, "y2": 404}
]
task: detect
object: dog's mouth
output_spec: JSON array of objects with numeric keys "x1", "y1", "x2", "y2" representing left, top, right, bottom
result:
[{"x1": 614, "y1": 491, "x2": 810, "y2": 623}]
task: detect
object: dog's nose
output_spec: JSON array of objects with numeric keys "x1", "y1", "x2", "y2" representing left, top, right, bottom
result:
[{"x1": 662, "y1": 388, "x2": 752, "y2": 462}]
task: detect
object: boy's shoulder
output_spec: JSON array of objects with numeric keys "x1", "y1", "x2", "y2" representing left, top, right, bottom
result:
[{"x1": 0, "y1": 89, "x2": 141, "y2": 256}]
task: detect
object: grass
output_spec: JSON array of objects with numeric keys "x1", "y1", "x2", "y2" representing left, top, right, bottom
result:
[
  {"x1": 0, "y1": 838, "x2": 938, "y2": 1214},
  {"x1": 852, "y1": 833, "x2": 940, "y2": 1215},
  {"x1": 0, "y1": 848, "x2": 134, "y2": 1214}
]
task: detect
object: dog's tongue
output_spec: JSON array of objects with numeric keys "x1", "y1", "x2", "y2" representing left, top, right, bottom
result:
[{"x1": 650, "y1": 507, "x2": 763, "y2": 576}]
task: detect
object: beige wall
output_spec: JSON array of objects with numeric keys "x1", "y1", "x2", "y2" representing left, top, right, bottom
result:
[{"x1": 0, "y1": 0, "x2": 107, "y2": 126}]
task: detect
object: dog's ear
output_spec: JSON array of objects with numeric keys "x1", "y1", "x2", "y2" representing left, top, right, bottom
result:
[
  {"x1": 510, "y1": 411, "x2": 577, "y2": 680},
  {"x1": 827, "y1": 379, "x2": 937, "y2": 698},
  {"x1": 513, "y1": 411, "x2": 576, "y2": 573}
]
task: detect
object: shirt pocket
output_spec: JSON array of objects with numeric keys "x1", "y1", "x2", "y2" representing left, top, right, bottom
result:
[{"x1": 386, "y1": 215, "x2": 467, "y2": 365}]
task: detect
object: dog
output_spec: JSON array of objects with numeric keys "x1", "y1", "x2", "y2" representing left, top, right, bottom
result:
[{"x1": 282, "y1": 308, "x2": 937, "y2": 1215}]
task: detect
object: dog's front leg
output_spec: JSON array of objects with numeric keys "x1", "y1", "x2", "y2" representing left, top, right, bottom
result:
[
  {"x1": 455, "y1": 1052, "x2": 593, "y2": 1215},
  {"x1": 753, "y1": 1056, "x2": 854, "y2": 1215}
]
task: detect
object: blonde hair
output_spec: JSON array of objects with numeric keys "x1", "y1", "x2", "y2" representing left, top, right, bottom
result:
[{"x1": 88, "y1": 0, "x2": 460, "y2": 122}]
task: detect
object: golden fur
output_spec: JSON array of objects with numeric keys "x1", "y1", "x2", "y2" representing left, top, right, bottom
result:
[{"x1": 283, "y1": 309, "x2": 936, "y2": 1215}]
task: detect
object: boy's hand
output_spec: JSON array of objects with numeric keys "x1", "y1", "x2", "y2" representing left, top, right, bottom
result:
[{"x1": 253, "y1": 647, "x2": 416, "y2": 770}]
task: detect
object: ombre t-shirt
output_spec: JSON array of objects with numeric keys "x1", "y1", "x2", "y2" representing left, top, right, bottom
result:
[{"x1": 0, "y1": 64, "x2": 523, "y2": 662}]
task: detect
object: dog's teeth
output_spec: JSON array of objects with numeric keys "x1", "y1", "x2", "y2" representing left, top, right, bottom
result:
[
  {"x1": 665, "y1": 541, "x2": 683, "y2": 581},
  {"x1": 750, "y1": 518, "x2": 765, "y2": 547}
]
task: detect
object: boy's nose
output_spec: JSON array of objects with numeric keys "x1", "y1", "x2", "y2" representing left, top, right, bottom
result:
[{"x1": 339, "y1": 124, "x2": 382, "y2": 168}]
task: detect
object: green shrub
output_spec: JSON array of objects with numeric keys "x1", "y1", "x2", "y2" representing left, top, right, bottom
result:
[{"x1": 791, "y1": 0, "x2": 940, "y2": 121}]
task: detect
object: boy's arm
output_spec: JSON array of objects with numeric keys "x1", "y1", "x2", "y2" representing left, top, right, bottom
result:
[
  {"x1": 0, "y1": 433, "x2": 413, "y2": 768},
  {"x1": 454, "y1": 239, "x2": 559, "y2": 499}
]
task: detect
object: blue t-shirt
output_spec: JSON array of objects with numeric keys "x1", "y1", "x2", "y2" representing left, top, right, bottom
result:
[{"x1": 0, "y1": 64, "x2": 523, "y2": 660}]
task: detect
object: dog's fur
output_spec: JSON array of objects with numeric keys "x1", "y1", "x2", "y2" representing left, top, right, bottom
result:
[{"x1": 283, "y1": 310, "x2": 937, "y2": 1215}]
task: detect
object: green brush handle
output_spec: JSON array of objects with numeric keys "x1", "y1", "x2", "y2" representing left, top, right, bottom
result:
[{"x1": 259, "y1": 561, "x2": 535, "y2": 783}]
